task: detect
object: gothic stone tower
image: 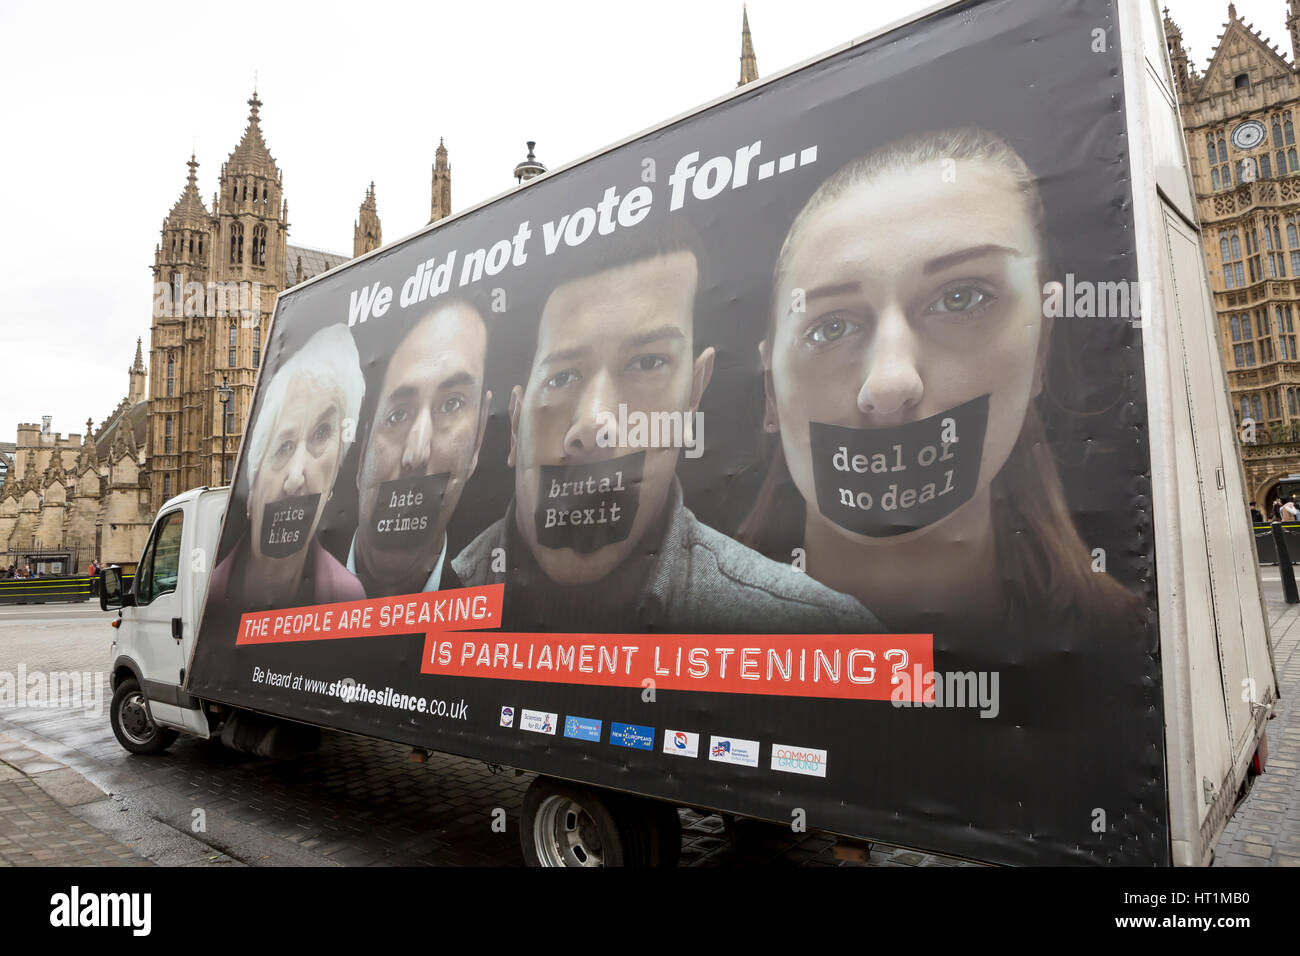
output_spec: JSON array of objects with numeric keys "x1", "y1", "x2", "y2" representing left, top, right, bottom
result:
[
  {"x1": 430, "y1": 138, "x2": 451, "y2": 224},
  {"x1": 354, "y1": 182, "x2": 382, "y2": 256},
  {"x1": 1166, "y1": 2, "x2": 1300, "y2": 508},
  {"x1": 739, "y1": 6, "x2": 759, "y2": 87},
  {"x1": 147, "y1": 90, "x2": 289, "y2": 511}
]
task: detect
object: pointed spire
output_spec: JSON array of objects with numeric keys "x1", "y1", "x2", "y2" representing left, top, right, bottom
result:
[
  {"x1": 225, "y1": 87, "x2": 278, "y2": 176},
  {"x1": 430, "y1": 139, "x2": 452, "y2": 223},
  {"x1": 739, "y1": 5, "x2": 759, "y2": 87},
  {"x1": 164, "y1": 152, "x2": 210, "y2": 230},
  {"x1": 132, "y1": 337, "x2": 145, "y2": 373}
]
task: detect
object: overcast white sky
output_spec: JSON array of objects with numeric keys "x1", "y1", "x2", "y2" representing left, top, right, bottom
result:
[{"x1": 0, "y1": 0, "x2": 1274, "y2": 443}]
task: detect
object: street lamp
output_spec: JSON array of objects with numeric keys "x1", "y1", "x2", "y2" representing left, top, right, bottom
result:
[{"x1": 217, "y1": 375, "x2": 234, "y2": 487}]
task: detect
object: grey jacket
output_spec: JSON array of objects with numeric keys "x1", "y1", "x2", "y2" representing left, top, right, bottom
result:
[{"x1": 452, "y1": 480, "x2": 882, "y2": 634}]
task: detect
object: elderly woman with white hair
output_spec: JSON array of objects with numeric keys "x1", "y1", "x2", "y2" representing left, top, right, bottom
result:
[{"x1": 210, "y1": 323, "x2": 367, "y2": 609}]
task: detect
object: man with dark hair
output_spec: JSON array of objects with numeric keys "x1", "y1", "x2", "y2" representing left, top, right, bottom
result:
[
  {"x1": 348, "y1": 298, "x2": 491, "y2": 597},
  {"x1": 454, "y1": 234, "x2": 879, "y2": 633}
]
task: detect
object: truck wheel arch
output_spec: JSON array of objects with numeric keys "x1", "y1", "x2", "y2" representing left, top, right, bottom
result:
[{"x1": 111, "y1": 656, "x2": 144, "y2": 693}]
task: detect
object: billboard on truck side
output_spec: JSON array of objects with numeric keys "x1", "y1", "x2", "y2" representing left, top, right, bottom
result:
[{"x1": 188, "y1": 0, "x2": 1170, "y2": 865}]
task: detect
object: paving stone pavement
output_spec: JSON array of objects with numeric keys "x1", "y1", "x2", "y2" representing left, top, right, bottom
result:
[
  {"x1": 0, "y1": 737, "x2": 151, "y2": 867},
  {"x1": 1212, "y1": 577, "x2": 1300, "y2": 867}
]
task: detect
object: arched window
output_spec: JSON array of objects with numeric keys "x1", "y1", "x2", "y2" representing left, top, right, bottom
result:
[
  {"x1": 1221, "y1": 236, "x2": 1231, "y2": 261},
  {"x1": 1262, "y1": 154, "x2": 1273, "y2": 179},
  {"x1": 229, "y1": 322, "x2": 238, "y2": 367},
  {"x1": 229, "y1": 223, "x2": 244, "y2": 265},
  {"x1": 1242, "y1": 396, "x2": 1251, "y2": 420},
  {"x1": 1290, "y1": 148, "x2": 1298, "y2": 172},
  {"x1": 1274, "y1": 120, "x2": 1283, "y2": 147},
  {"x1": 1287, "y1": 117, "x2": 1295, "y2": 145},
  {"x1": 198, "y1": 235, "x2": 203, "y2": 256},
  {"x1": 232, "y1": 183, "x2": 237, "y2": 201},
  {"x1": 164, "y1": 415, "x2": 173, "y2": 454},
  {"x1": 252, "y1": 326, "x2": 261, "y2": 368},
  {"x1": 163, "y1": 474, "x2": 171, "y2": 498},
  {"x1": 1253, "y1": 394, "x2": 1263, "y2": 420},
  {"x1": 1231, "y1": 315, "x2": 1241, "y2": 340},
  {"x1": 166, "y1": 359, "x2": 174, "y2": 397},
  {"x1": 1212, "y1": 168, "x2": 1221, "y2": 190},
  {"x1": 252, "y1": 225, "x2": 267, "y2": 267},
  {"x1": 1208, "y1": 134, "x2": 1218, "y2": 164},
  {"x1": 262, "y1": 184, "x2": 268, "y2": 203},
  {"x1": 241, "y1": 181, "x2": 247, "y2": 201}
]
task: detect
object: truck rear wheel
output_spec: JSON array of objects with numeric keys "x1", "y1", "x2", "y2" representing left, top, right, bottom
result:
[
  {"x1": 110, "y1": 678, "x2": 179, "y2": 755},
  {"x1": 520, "y1": 777, "x2": 682, "y2": 867},
  {"x1": 522, "y1": 778, "x2": 628, "y2": 867}
]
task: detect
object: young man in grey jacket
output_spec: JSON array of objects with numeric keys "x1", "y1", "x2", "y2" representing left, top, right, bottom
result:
[{"x1": 453, "y1": 231, "x2": 882, "y2": 635}]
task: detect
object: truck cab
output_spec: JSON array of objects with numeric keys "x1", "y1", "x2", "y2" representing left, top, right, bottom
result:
[{"x1": 102, "y1": 486, "x2": 228, "y2": 751}]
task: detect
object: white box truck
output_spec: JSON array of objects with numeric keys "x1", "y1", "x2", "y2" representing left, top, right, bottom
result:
[{"x1": 100, "y1": 0, "x2": 1278, "y2": 866}]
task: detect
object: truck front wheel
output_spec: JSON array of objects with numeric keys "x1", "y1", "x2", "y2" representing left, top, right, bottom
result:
[{"x1": 110, "y1": 678, "x2": 178, "y2": 755}]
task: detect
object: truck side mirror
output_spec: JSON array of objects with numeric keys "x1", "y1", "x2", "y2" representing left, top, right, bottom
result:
[{"x1": 100, "y1": 567, "x2": 133, "y2": 611}]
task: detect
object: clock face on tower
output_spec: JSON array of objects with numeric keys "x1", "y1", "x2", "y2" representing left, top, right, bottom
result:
[{"x1": 1232, "y1": 120, "x2": 1266, "y2": 151}]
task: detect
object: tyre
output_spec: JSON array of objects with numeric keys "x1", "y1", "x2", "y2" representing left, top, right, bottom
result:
[
  {"x1": 521, "y1": 777, "x2": 634, "y2": 867},
  {"x1": 110, "y1": 678, "x2": 178, "y2": 755}
]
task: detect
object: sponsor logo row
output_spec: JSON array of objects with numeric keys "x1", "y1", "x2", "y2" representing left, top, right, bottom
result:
[{"x1": 499, "y1": 705, "x2": 826, "y2": 777}]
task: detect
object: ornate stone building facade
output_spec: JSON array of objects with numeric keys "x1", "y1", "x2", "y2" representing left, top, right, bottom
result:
[
  {"x1": 145, "y1": 90, "x2": 455, "y2": 514},
  {"x1": 1167, "y1": 2, "x2": 1300, "y2": 507},
  {"x1": 0, "y1": 344, "x2": 153, "y2": 572}
]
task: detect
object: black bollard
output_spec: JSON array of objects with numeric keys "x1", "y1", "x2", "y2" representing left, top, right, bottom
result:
[{"x1": 1272, "y1": 520, "x2": 1300, "y2": 604}]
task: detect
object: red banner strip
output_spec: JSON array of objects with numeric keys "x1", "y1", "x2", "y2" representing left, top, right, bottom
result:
[
  {"x1": 419, "y1": 632, "x2": 933, "y2": 701},
  {"x1": 234, "y1": 584, "x2": 504, "y2": 645}
]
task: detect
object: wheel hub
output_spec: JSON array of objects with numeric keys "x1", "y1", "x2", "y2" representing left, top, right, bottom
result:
[
  {"x1": 119, "y1": 693, "x2": 155, "y2": 745},
  {"x1": 535, "y1": 795, "x2": 605, "y2": 866}
]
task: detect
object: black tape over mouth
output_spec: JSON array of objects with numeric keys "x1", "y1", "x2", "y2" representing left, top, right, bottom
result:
[
  {"x1": 368, "y1": 473, "x2": 449, "y2": 553},
  {"x1": 535, "y1": 451, "x2": 644, "y2": 554},
  {"x1": 809, "y1": 394, "x2": 989, "y2": 537},
  {"x1": 259, "y1": 492, "x2": 321, "y2": 557}
]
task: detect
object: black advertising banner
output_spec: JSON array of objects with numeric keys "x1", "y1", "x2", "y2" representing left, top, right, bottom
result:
[{"x1": 188, "y1": 0, "x2": 1164, "y2": 865}]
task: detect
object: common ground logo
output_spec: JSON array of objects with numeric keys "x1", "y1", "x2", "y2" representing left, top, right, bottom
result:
[{"x1": 770, "y1": 744, "x2": 828, "y2": 778}]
